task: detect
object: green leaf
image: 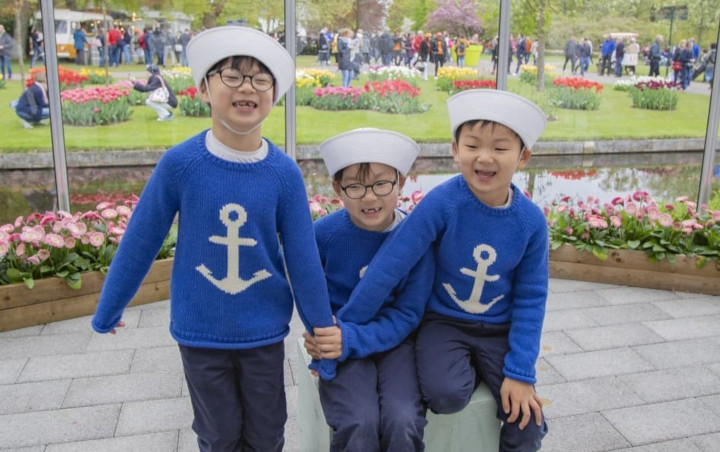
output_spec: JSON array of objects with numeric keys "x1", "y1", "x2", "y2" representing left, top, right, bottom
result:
[
  {"x1": 55, "y1": 270, "x2": 69, "y2": 278},
  {"x1": 66, "y1": 273, "x2": 82, "y2": 290},
  {"x1": 627, "y1": 240, "x2": 640, "y2": 249},
  {"x1": 63, "y1": 253, "x2": 79, "y2": 264},
  {"x1": 592, "y1": 246, "x2": 608, "y2": 261},
  {"x1": 652, "y1": 244, "x2": 666, "y2": 252},
  {"x1": 6, "y1": 268, "x2": 24, "y2": 283},
  {"x1": 23, "y1": 277, "x2": 35, "y2": 290},
  {"x1": 695, "y1": 256, "x2": 707, "y2": 269}
]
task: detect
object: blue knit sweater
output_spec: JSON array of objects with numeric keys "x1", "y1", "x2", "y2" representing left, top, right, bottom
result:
[
  {"x1": 91, "y1": 130, "x2": 337, "y2": 379},
  {"x1": 342, "y1": 175, "x2": 548, "y2": 383},
  {"x1": 314, "y1": 209, "x2": 434, "y2": 361}
]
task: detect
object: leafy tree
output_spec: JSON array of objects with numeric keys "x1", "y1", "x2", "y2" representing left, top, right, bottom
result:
[
  {"x1": 425, "y1": 0, "x2": 483, "y2": 36},
  {"x1": 687, "y1": 0, "x2": 720, "y2": 45}
]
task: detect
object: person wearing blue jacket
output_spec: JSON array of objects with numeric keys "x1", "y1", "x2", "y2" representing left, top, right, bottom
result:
[
  {"x1": 13, "y1": 71, "x2": 49, "y2": 129},
  {"x1": 305, "y1": 128, "x2": 434, "y2": 452},
  {"x1": 600, "y1": 34, "x2": 616, "y2": 76}
]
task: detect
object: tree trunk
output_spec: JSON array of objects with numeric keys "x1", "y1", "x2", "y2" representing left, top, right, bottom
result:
[{"x1": 14, "y1": 0, "x2": 29, "y2": 84}]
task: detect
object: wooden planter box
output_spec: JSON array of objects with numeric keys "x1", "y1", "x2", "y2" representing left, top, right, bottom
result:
[
  {"x1": 0, "y1": 259, "x2": 173, "y2": 332},
  {"x1": 550, "y1": 246, "x2": 720, "y2": 296}
]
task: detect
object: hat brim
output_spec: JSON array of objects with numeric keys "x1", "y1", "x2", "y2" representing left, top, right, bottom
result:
[
  {"x1": 447, "y1": 90, "x2": 546, "y2": 149},
  {"x1": 320, "y1": 128, "x2": 420, "y2": 177},
  {"x1": 186, "y1": 26, "x2": 294, "y2": 104}
]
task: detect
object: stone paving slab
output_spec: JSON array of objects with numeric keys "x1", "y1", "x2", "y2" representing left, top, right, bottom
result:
[
  {"x1": 643, "y1": 315, "x2": 720, "y2": 341},
  {"x1": 545, "y1": 290, "x2": 611, "y2": 311},
  {"x1": 85, "y1": 326, "x2": 176, "y2": 351},
  {"x1": 608, "y1": 438, "x2": 704, "y2": 452},
  {"x1": 0, "y1": 333, "x2": 90, "y2": 360},
  {"x1": 583, "y1": 303, "x2": 671, "y2": 326},
  {"x1": 541, "y1": 413, "x2": 630, "y2": 452},
  {"x1": 115, "y1": 397, "x2": 194, "y2": 436},
  {"x1": 594, "y1": 287, "x2": 680, "y2": 305},
  {"x1": 617, "y1": 366, "x2": 720, "y2": 404},
  {"x1": 651, "y1": 296, "x2": 720, "y2": 318},
  {"x1": 40, "y1": 311, "x2": 141, "y2": 335},
  {"x1": 538, "y1": 376, "x2": 643, "y2": 418},
  {"x1": 565, "y1": 324, "x2": 664, "y2": 351},
  {"x1": 0, "y1": 379, "x2": 70, "y2": 415},
  {"x1": 632, "y1": 337, "x2": 720, "y2": 369},
  {"x1": 542, "y1": 309, "x2": 599, "y2": 332},
  {"x1": 130, "y1": 345, "x2": 184, "y2": 373},
  {"x1": 535, "y1": 358, "x2": 566, "y2": 386},
  {"x1": 138, "y1": 306, "x2": 171, "y2": 328},
  {"x1": 0, "y1": 404, "x2": 121, "y2": 449},
  {"x1": 63, "y1": 371, "x2": 184, "y2": 408},
  {"x1": 694, "y1": 432, "x2": 720, "y2": 452},
  {"x1": 17, "y1": 349, "x2": 133, "y2": 383},
  {"x1": 43, "y1": 431, "x2": 179, "y2": 452},
  {"x1": 539, "y1": 331, "x2": 583, "y2": 356},
  {"x1": 545, "y1": 347, "x2": 655, "y2": 381},
  {"x1": 0, "y1": 359, "x2": 26, "y2": 384},
  {"x1": 603, "y1": 398, "x2": 720, "y2": 445}
]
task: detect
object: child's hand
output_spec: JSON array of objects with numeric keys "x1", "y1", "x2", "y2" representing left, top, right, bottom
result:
[
  {"x1": 302, "y1": 331, "x2": 322, "y2": 360},
  {"x1": 312, "y1": 324, "x2": 343, "y2": 359},
  {"x1": 500, "y1": 377, "x2": 543, "y2": 430},
  {"x1": 109, "y1": 320, "x2": 126, "y2": 335}
]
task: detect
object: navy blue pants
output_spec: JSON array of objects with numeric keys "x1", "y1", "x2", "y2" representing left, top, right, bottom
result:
[
  {"x1": 179, "y1": 342, "x2": 286, "y2": 452},
  {"x1": 415, "y1": 313, "x2": 547, "y2": 452},
  {"x1": 319, "y1": 337, "x2": 427, "y2": 452}
]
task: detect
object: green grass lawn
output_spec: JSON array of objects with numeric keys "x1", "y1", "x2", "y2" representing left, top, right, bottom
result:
[{"x1": 0, "y1": 55, "x2": 712, "y2": 153}]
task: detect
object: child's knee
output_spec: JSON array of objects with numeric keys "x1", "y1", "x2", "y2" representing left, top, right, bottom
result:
[{"x1": 422, "y1": 383, "x2": 473, "y2": 414}]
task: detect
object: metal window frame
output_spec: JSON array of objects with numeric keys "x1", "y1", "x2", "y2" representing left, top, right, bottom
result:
[{"x1": 39, "y1": 1, "x2": 720, "y2": 209}]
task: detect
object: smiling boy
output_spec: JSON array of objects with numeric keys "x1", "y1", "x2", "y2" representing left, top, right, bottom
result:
[
  {"x1": 335, "y1": 90, "x2": 549, "y2": 451},
  {"x1": 91, "y1": 26, "x2": 338, "y2": 452},
  {"x1": 305, "y1": 128, "x2": 434, "y2": 451}
]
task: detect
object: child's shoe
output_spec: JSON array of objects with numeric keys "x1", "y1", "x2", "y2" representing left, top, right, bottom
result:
[{"x1": 20, "y1": 118, "x2": 33, "y2": 129}]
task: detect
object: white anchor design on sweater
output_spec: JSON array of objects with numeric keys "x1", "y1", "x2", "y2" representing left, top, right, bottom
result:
[
  {"x1": 443, "y1": 244, "x2": 504, "y2": 314},
  {"x1": 196, "y1": 203, "x2": 271, "y2": 294}
]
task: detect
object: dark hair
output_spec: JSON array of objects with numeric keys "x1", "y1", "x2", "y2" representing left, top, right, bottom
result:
[
  {"x1": 207, "y1": 56, "x2": 273, "y2": 79},
  {"x1": 455, "y1": 120, "x2": 525, "y2": 149},
  {"x1": 333, "y1": 162, "x2": 373, "y2": 182}
]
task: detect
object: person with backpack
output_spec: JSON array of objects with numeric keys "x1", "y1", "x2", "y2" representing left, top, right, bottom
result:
[
  {"x1": 455, "y1": 34, "x2": 469, "y2": 68},
  {"x1": 432, "y1": 32, "x2": 446, "y2": 77}
]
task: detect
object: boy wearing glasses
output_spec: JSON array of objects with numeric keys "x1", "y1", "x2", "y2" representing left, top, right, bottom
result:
[
  {"x1": 325, "y1": 91, "x2": 549, "y2": 451},
  {"x1": 91, "y1": 26, "x2": 338, "y2": 452},
  {"x1": 304, "y1": 128, "x2": 434, "y2": 452}
]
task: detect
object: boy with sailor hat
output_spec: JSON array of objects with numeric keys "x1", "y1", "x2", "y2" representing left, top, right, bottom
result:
[
  {"x1": 304, "y1": 128, "x2": 434, "y2": 451},
  {"x1": 327, "y1": 90, "x2": 549, "y2": 451},
  {"x1": 92, "y1": 26, "x2": 339, "y2": 452}
]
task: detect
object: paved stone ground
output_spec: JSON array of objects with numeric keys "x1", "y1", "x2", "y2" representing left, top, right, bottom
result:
[{"x1": 1, "y1": 278, "x2": 719, "y2": 451}]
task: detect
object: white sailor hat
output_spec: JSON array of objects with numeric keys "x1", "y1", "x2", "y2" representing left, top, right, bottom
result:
[
  {"x1": 447, "y1": 89, "x2": 547, "y2": 149},
  {"x1": 320, "y1": 128, "x2": 420, "y2": 177},
  {"x1": 186, "y1": 26, "x2": 294, "y2": 104}
]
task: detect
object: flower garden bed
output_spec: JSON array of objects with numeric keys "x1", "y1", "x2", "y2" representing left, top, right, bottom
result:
[
  {"x1": 0, "y1": 258, "x2": 172, "y2": 332},
  {"x1": 550, "y1": 245, "x2": 720, "y2": 295}
]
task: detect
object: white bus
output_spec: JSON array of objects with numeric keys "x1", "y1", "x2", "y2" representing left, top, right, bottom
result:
[{"x1": 33, "y1": 9, "x2": 107, "y2": 59}]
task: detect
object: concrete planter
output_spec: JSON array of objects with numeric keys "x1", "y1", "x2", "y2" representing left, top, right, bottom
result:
[
  {"x1": 550, "y1": 245, "x2": 720, "y2": 296},
  {"x1": 0, "y1": 258, "x2": 173, "y2": 332}
]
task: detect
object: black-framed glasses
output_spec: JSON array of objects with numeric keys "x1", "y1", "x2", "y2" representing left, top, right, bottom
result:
[
  {"x1": 208, "y1": 68, "x2": 275, "y2": 92},
  {"x1": 340, "y1": 177, "x2": 398, "y2": 199}
]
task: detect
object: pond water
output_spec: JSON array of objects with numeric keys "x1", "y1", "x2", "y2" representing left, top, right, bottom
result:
[{"x1": 1, "y1": 152, "x2": 718, "y2": 225}]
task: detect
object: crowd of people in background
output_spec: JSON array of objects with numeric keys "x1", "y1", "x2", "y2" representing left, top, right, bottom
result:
[
  {"x1": 68, "y1": 24, "x2": 195, "y2": 69},
  {"x1": 312, "y1": 27, "x2": 715, "y2": 91}
]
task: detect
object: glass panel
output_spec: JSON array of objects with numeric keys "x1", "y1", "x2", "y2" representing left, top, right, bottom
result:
[{"x1": 1, "y1": 10, "x2": 55, "y2": 225}]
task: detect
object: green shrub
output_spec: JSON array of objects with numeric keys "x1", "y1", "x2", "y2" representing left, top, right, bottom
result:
[
  {"x1": 548, "y1": 86, "x2": 602, "y2": 110},
  {"x1": 629, "y1": 86, "x2": 678, "y2": 110}
]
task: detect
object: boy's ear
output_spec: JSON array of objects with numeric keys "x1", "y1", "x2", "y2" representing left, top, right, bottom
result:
[
  {"x1": 451, "y1": 139, "x2": 460, "y2": 162},
  {"x1": 199, "y1": 80, "x2": 211, "y2": 104},
  {"x1": 517, "y1": 148, "x2": 532, "y2": 168},
  {"x1": 331, "y1": 179, "x2": 343, "y2": 197}
]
